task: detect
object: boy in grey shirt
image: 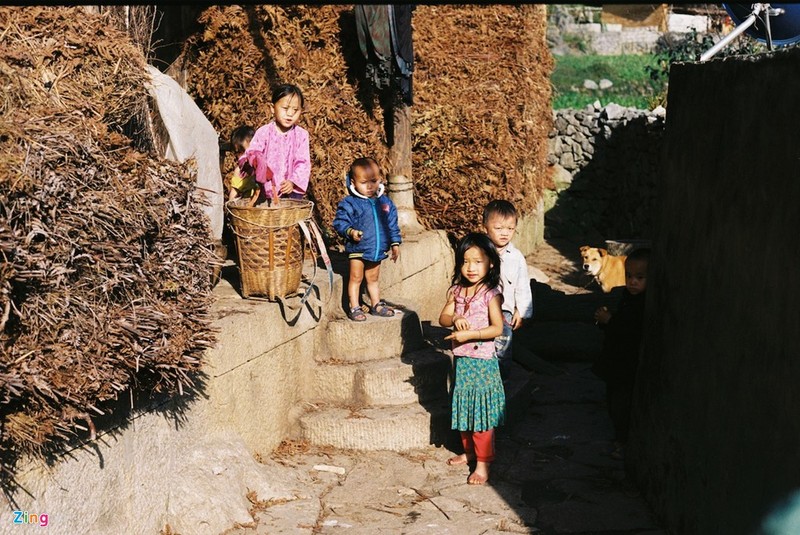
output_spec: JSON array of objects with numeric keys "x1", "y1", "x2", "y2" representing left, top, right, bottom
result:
[{"x1": 483, "y1": 200, "x2": 534, "y2": 380}]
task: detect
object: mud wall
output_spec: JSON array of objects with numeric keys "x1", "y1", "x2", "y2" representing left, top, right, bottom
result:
[{"x1": 628, "y1": 48, "x2": 800, "y2": 534}]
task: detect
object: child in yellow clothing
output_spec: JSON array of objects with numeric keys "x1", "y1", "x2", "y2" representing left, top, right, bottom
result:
[{"x1": 228, "y1": 125, "x2": 259, "y2": 205}]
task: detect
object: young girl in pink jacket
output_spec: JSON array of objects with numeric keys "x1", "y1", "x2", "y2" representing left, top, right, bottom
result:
[{"x1": 241, "y1": 84, "x2": 310, "y2": 201}]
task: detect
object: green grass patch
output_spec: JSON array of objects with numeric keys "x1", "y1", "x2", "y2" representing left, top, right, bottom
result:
[{"x1": 551, "y1": 54, "x2": 665, "y2": 110}]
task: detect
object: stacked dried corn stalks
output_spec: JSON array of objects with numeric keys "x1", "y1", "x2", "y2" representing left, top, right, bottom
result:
[
  {"x1": 183, "y1": 5, "x2": 385, "y2": 241},
  {"x1": 180, "y1": 5, "x2": 552, "y2": 240},
  {"x1": 413, "y1": 5, "x2": 554, "y2": 232},
  {"x1": 0, "y1": 7, "x2": 216, "y2": 475}
]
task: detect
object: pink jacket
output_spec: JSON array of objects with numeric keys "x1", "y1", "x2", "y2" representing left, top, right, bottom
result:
[{"x1": 240, "y1": 121, "x2": 310, "y2": 197}]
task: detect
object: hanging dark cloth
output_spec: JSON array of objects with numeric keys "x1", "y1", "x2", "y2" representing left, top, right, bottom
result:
[
  {"x1": 388, "y1": 4, "x2": 414, "y2": 105},
  {"x1": 355, "y1": 5, "x2": 415, "y2": 105},
  {"x1": 355, "y1": 5, "x2": 393, "y2": 92}
]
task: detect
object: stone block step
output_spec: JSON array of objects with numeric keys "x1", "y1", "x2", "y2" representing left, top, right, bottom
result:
[
  {"x1": 322, "y1": 308, "x2": 424, "y2": 363},
  {"x1": 299, "y1": 400, "x2": 452, "y2": 451},
  {"x1": 312, "y1": 348, "x2": 452, "y2": 406},
  {"x1": 301, "y1": 362, "x2": 533, "y2": 452}
]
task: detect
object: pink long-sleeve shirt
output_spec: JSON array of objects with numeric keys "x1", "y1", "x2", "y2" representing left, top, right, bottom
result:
[{"x1": 240, "y1": 121, "x2": 310, "y2": 198}]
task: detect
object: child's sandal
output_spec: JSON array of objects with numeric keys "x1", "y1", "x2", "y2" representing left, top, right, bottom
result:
[
  {"x1": 370, "y1": 301, "x2": 395, "y2": 317},
  {"x1": 348, "y1": 306, "x2": 367, "y2": 322}
]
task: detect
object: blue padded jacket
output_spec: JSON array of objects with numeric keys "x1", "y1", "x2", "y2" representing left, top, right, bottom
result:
[{"x1": 333, "y1": 175, "x2": 402, "y2": 262}]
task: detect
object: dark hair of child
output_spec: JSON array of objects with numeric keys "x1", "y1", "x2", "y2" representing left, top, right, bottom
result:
[
  {"x1": 452, "y1": 232, "x2": 501, "y2": 290},
  {"x1": 482, "y1": 199, "x2": 518, "y2": 225},
  {"x1": 230, "y1": 125, "x2": 255, "y2": 153},
  {"x1": 271, "y1": 83, "x2": 305, "y2": 108},
  {"x1": 626, "y1": 248, "x2": 651, "y2": 264},
  {"x1": 349, "y1": 157, "x2": 373, "y2": 178}
]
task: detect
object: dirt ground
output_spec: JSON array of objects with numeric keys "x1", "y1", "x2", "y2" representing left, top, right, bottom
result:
[
  {"x1": 225, "y1": 238, "x2": 665, "y2": 535},
  {"x1": 528, "y1": 238, "x2": 593, "y2": 294}
]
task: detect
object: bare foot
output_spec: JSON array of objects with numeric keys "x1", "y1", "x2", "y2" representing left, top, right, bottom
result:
[
  {"x1": 467, "y1": 461, "x2": 490, "y2": 485},
  {"x1": 446, "y1": 453, "x2": 475, "y2": 466}
]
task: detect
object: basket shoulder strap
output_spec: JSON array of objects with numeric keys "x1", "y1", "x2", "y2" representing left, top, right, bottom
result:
[
  {"x1": 279, "y1": 219, "x2": 333, "y2": 324},
  {"x1": 299, "y1": 219, "x2": 334, "y2": 290}
]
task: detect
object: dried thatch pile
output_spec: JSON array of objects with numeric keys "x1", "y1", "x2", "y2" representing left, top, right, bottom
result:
[
  {"x1": 413, "y1": 5, "x2": 553, "y2": 231},
  {"x1": 182, "y1": 5, "x2": 384, "y2": 240},
  {"x1": 180, "y1": 5, "x2": 553, "y2": 238},
  {"x1": 0, "y1": 7, "x2": 216, "y2": 471}
]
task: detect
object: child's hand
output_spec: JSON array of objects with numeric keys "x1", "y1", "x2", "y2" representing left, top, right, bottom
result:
[
  {"x1": 594, "y1": 306, "x2": 611, "y2": 325},
  {"x1": 246, "y1": 189, "x2": 260, "y2": 207},
  {"x1": 453, "y1": 315, "x2": 470, "y2": 331},
  {"x1": 391, "y1": 245, "x2": 400, "y2": 262},
  {"x1": 350, "y1": 229, "x2": 363, "y2": 242},
  {"x1": 279, "y1": 180, "x2": 294, "y2": 195},
  {"x1": 511, "y1": 310, "x2": 523, "y2": 330},
  {"x1": 444, "y1": 329, "x2": 473, "y2": 344}
]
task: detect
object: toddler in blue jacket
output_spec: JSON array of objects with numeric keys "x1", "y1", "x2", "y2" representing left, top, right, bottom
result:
[{"x1": 333, "y1": 157, "x2": 402, "y2": 321}]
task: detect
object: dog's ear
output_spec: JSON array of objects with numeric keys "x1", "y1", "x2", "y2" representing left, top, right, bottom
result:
[
  {"x1": 579, "y1": 245, "x2": 589, "y2": 253},
  {"x1": 599, "y1": 248, "x2": 608, "y2": 257}
]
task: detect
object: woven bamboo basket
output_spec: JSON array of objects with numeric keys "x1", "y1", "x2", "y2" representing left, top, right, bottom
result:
[{"x1": 226, "y1": 198, "x2": 314, "y2": 300}]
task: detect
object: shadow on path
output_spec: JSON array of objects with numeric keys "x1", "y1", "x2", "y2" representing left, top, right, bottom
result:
[
  {"x1": 483, "y1": 238, "x2": 666, "y2": 533},
  {"x1": 232, "y1": 237, "x2": 667, "y2": 534}
]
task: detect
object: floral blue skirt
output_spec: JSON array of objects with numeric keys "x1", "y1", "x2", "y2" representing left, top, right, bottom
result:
[{"x1": 451, "y1": 356, "x2": 505, "y2": 432}]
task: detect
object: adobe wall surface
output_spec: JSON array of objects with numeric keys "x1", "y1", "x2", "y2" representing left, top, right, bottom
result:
[
  {"x1": 512, "y1": 198, "x2": 546, "y2": 259},
  {"x1": 5, "y1": 230, "x2": 453, "y2": 535},
  {"x1": 628, "y1": 48, "x2": 800, "y2": 534}
]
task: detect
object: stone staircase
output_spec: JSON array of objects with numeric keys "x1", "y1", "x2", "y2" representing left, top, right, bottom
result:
[
  {"x1": 300, "y1": 305, "x2": 533, "y2": 451},
  {"x1": 300, "y1": 307, "x2": 453, "y2": 450}
]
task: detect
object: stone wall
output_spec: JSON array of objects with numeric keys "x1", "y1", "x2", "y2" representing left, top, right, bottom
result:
[
  {"x1": 4, "y1": 230, "x2": 454, "y2": 535},
  {"x1": 545, "y1": 103, "x2": 665, "y2": 244},
  {"x1": 563, "y1": 23, "x2": 662, "y2": 55},
  {"x1": 628, "y1": 48, "x2": 800, "y2": 534},
  {"x1": 556, "y1": 19, "x2": 708, "y2": 56},
  {"x1": 592, "y1": 27, "x2": 661, "y2": 55}
]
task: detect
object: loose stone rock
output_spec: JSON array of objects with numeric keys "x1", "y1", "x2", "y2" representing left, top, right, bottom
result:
[{"x1": 313, "y1": 464, "x2": 346, "y2": 475}]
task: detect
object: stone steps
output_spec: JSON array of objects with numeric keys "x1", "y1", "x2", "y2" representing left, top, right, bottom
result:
[
  {"x1": 302, "y1": 304, "x2": 533, "y2": 452},
  {"x1": 300, "y1": 360, "x2": 532, "y2": 452},
  {"x1": 311, "y1": 347, "x2": 452, "y2": 406},
  {"x1": 299, "y1": 400, "x2": 453, "y2": 451},
  {"x1": 320, "y1": 308, "x2": 424, "y2": 363}
]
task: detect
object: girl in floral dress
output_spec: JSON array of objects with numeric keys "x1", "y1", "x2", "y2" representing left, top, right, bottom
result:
[{"x1": 439, "y1": 232, "x2": 506, "y2": 485}]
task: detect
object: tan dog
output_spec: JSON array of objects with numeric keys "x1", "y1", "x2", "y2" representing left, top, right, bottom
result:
[{"x1": 579, "y1": 246, "x2": 626, "y2": 293}]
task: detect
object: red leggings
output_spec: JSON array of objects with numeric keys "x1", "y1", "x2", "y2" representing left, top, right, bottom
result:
[{"x1": 460, "y1": 429, "x2": 495, "y2": 462}]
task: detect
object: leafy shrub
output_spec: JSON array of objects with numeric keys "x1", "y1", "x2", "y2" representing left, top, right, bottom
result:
[{"x1": 646, "y1": 30, "x2": 766, "y2": 106}]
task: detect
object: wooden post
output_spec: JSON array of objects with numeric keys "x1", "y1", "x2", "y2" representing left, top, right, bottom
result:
[{"x1": 387, "y1": 102, "x2": 423, "y2": 233}]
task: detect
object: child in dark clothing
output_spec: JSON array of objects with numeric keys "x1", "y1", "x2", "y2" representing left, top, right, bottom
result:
[{"x1": 592, "y1": 248, "x2": 650, "y2": 459}]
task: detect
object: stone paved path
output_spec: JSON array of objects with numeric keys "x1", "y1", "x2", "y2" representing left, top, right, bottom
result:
[{"x1": 225, "y1": 239, "x2": 667, "y2": 534}]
